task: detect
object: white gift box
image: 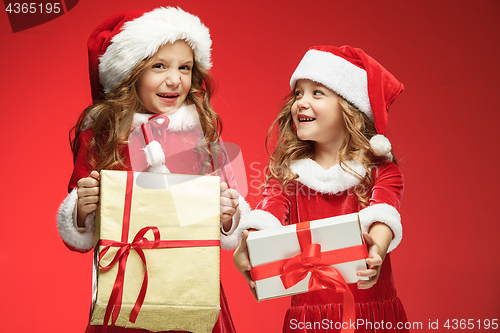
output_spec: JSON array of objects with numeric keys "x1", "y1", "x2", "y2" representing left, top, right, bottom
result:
[{"x1": 246, "y1": 213, "x2": 368, "y2": 301}]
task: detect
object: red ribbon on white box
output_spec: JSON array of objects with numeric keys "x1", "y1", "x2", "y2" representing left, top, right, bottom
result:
[{"x1": 250, "y1": 221, "x2": 368, "y2": 333}]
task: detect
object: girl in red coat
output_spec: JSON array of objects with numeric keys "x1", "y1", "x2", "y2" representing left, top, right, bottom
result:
[
  {"x1": 232, "y1": 45, "x2": 408, "y2": 332},
  {"x1": 57, "y1": 7, "x2": 247, "y2": 333}
]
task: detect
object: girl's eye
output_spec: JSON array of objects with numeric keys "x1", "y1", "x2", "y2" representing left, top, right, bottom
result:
[
  {"x1": 180, "y1": 65, "x2": 192, "y2": 71},
  {"x1": 294, "y1": 90, "x2": 303, "y2": 97},
  {"x1": 313, "y1": 90, "x2": 324, "y2": 96},
  {"x1": 152, "y1": 63, "x2": 165, "y2": 69}
]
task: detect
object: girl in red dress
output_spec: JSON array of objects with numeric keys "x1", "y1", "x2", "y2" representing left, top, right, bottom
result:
[
  {"x1": 57, "y1": 7, "x2": 247, "y2": 333},
  {"x1": 232, "y1": 45, "x2": 408, "y2": 332}
]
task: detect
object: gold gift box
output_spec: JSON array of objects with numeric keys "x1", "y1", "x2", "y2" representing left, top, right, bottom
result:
[{"x1": 90, "y1": 170, "x2": 221, "y2": 333}]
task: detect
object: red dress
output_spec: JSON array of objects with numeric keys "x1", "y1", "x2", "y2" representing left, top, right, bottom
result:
[
  {"x1": 238, "y1": 159, "x2": 408, "y2": 332},
  {"x1": 57, "y1": 109, "x2": 237, "y2": 333}
]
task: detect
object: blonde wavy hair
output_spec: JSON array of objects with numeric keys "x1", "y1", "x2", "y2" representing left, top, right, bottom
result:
[
  {"x1": 265, "y1": 92, "x2": 395, "y2": 207},
  {"x1": 70, "y1": 50, "x2": 221, "y2": 173}
]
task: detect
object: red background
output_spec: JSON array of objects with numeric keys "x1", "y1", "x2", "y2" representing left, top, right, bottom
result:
[{"x1": 1, "y1": 0, "x2": 499, "y2": 331}]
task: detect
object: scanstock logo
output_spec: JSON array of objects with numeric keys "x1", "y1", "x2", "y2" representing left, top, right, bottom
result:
[{"x1": 3, "y1": 1, "x2": 78, "y2": 32}]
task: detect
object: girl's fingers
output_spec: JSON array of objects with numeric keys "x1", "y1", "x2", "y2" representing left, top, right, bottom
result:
[
  {"x1": 233, "y1": 255, "x2": 251, "y2": 274},
  {"x1": 363, "y1": 232, "x2": 375, "y2": 247},
  {"x1": 357, "y1": 267, "x2": 381, "y2": 289},
  {"x1": 240, "y1": 230, "x2": 249, "y2": 250},
  {"x1": 220, "y1": 213, "x2": 233, "y2": 224},
  {"x1": 227, "y1": 188, "x2": 239, "y2": 200},
  {"x1": 243, "y1": 271, "x2": 255, "y2": 288},
  {"x1": 220, "y1": 191, "x2": 239, "y2": 208},
  {"x1": 89, "y1": 170, "x2": 100, "y2": 180},
  {"x1": 79, "y1": 195, "x2": 99, "y2": 205},
  {"x1": 78, "y1": 177, "x2": 100, "y2": 188},
  {"x1": 366, "y1": 256, "x2": 383, "y2": 268},
  {"x1": 233, "y1": 231, "x2": 252, "y2": 271},
  {"x1": 220, "y1": 190, "x2": 239, "y2": 222},
  {"x1": 220, "y1": 182, "x2": 228, "y2": 192},
  {"x1": 357, "y1": 267, "x2": 379, "y2": 278},
  {"x1": 81, "y1": 203, "x2": 98, "y2": 214},
  {"x1": 78, "y1": 171, "x2": 101, "y2": 189},
  {"x1": 249, "y1": 286, "x2": 258, "y2": 301},
  {"x1": 220, "y1": 196, "x2": 238, "y2": 208},
  {"x1": 78, "y1": 186, "x2": 100, "y2": 196},
  {"x1": 233, "y1": 230, "x2": 258, "y2": 299},
  {"x1": 357, "y1": 279, "x2": 377, "y2": 290},
  {"x1": 78, "y1": 195, "x2": 99, "y2": 214},
  {"x1": 220, "y1": 204, "x2": 236, "y2": 215}
]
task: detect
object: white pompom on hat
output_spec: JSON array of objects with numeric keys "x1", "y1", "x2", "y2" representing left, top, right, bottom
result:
[
  {"x1": 87, "y1": 7, "x2": 212, "y2": 101},
  {"x1": 290, "y1": 45, "x2": 404, "y2": 157},
  {"x1": 369, "y1": 134, "x2": 392, "y2": 157}
]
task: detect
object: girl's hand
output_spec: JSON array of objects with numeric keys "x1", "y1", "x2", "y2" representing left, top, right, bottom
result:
[
  {"x1": 220, "y1": 182, "x2": 239, "y2": 231},
  {"x1": 233, "y1": 230, "x2": 258, "y2": 300},
  {"x1": 356, "y1": 232, "x2": 384, "y2": 289},
  {"x1": 76, "y1": 170, "x2": 100, "y2": 228}
]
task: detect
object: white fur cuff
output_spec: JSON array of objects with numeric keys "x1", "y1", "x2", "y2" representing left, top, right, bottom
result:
[
  {"x1": 57, "y1": 189, "x2": 95, "y2": 252},
  {"x1": 359, "y1": 203, "x2": 402, "y2": 252},
  {"x1": 229, "y1": 209, "x2": 283, "y2": 250},
  {"x1": 220, "y1": 196, "x2": 250, "y2": 250}
]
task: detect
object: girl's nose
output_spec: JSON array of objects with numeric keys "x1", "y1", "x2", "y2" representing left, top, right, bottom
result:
[
  {"x1": 165, "y1": 71, "x2": 180, "y2": 86},
  {"x1": 296, "y1": 96, "x2": 310, "y2": 109}
]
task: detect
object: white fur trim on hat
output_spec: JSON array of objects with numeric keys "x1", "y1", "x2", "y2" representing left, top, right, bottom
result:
[
  {"x1": 359, "y1": 203, "x2": 402, "y2": 252},
  {"x1": 57, "y1": 188, "x2": 95, "y2": 252},
  {"x1": 100, "y1": 7, "x2": 212, "y2": 93},
  {"x1": 370, "y1": 134, "x2": 392, "y2": 157},
  {"x1": 290, "y1": 49, "x2": 373, "y2": 123},
  {"x1": 290, "y1": 159, "x2": 367, "y2": 194}
]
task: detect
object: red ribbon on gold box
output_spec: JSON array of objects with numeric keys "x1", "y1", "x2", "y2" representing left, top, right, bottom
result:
[{"x1": 90, "y1": 170, "x2": 221, "y2": 333}]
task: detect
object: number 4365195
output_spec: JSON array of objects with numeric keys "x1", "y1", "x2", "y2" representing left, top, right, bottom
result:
[
  {"x1": 444, "y1": 319, "x2": 498, "y2": 330},
  {"x1": 5, "y1": 3, "x2": 61, "y2": 14}
]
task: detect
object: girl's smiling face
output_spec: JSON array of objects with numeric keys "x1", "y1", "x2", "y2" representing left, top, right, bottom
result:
[
  {"x1": 137, "y1": 40, "x2": 194, "y2": 115},
  {"x1": 291, "y1": 79, "x2": 346, "y2": 148}
]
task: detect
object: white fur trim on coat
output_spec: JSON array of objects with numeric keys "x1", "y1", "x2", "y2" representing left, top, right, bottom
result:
[
  {"x1": 165, "y1": 104, "x2": 199, "y2": 131},
  {"x1": 100, "y1": 7, "x2": 212, "y2": 93},
  {"x1": 57, "y1": 188, "x2": 95, "y2": 252},
  {"x1": 131, "y1": 104, "x2": 199, "y2": 132},
  {"x1": 220, "y1": 196, "x2": 251, "y2": 250},
  {"x1": 359, "y1": 203, "x2": 402, "y2": 252},
  {"x1": 290, "y1": 159, "x2": 367, "y2": 194},
  {"x1": 223, "y1": 209, "x2": 283, "y2": 250}
]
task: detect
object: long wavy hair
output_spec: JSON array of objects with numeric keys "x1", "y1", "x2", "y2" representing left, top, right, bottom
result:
[
  {"x1": 265, "y1": 91, "x2": 395, "y2": 207},
  {"x1": 70, "y1": 48, "x2": 221, "y2": 173}
]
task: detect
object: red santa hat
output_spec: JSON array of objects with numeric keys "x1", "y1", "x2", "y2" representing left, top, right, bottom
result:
[
  {"x1": 87, "y1": 7, "x2": 212, "y2": 101},
  {"x1": 290, "y1": 45, "x2": 404, "y2": 157}
]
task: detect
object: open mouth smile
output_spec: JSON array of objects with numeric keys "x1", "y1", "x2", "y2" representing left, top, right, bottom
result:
[
  {"x1": 298, "y1": 114, "x2": 316, "y2": 122},
  {"x1": 157, "y1": 92, "x2": 180, "y2": 100}
]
